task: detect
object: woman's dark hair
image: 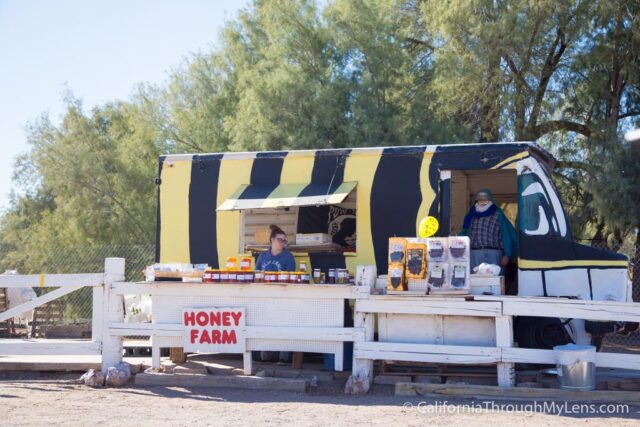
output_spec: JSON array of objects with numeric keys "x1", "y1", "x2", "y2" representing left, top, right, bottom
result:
[{"x1": 269, "y1": 224, "x2": 286, "y2": 240}]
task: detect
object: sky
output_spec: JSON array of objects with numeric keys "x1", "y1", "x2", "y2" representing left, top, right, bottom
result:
[{"x1": 0, "y1": 0, "x2": 248, "y2": 212}]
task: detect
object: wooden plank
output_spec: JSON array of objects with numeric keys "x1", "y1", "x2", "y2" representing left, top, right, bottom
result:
[
  {"x1": 101, "y1": 258, "x2": 126, "y2": 373},
  {"x1": 0, "y1": 273, "x2": 104, "y2": 288},
  {"x1": 354, "y1": 342, "x2": 501, "y2": 364},
  {"x1": 395, "y1": 382, "x2": 640, "y2": 403},
  {"x1": 501, "y1": 347, "x2": 640, "y2": 370},
  {"x1": 170, "y1": 347, "x2": 187, "y2": 363},
  {"x1": 111, "y1": 282, "x2": 365, "y2": 300},
  {"x1": 292, "y1": 352, "x2": 303, "y2": 369},
  {"x1": 91, "y1": 286, "x2": 104, "y2": 343},
  {"x1": 494, "y1": 315, "x2": 515, "y2": 387},
  {"x1": 502, "y1": 299, "x2": 640, "y2": 322},
  {"x1": 245, "y1": 243, "x2": 343, "y2": 254},
  {"x1": 0, "y1": 339, "x2": 101, "y2": 356},
  {"x1": 357, "y1": 341, "x2": 500, "y2": 357},
  {"x1": 596, "y1": 352, "x2": 640, "y2": 370},
  {"x1": 134, "y1": 372, "x2": 308, "y2": 392},
  {"x1": 108, "y1": 322, "x2": 364, "y2": 342},
  {"x1": 0, "y1": 285, "x2": 83, "y2": 322},
  {"x1": 356, "y1": 298, "x2": 501, "y2": 317}
]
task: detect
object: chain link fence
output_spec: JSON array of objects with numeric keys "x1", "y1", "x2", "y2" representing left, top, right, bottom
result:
[
  {"x1": 597, "y1": 238, "x2": 640, "y2": 353},
  {"x1": 1, "y1": 244, "x2": 155, "y2": 338}
]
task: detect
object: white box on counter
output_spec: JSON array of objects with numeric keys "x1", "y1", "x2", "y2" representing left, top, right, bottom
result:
[
  {"x1": 295, "y1": 233, "x2": 333, "y2": 245},
  {"x1": 469, "y1": 274, "x2": 504, "y2": 295}
]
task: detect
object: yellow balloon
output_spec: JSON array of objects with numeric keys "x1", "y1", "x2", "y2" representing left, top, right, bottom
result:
[{"x1": 418, "y1": 216, "x2": 439, "y2": 238}]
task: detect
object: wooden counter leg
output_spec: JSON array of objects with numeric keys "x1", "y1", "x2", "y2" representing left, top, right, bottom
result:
[
  {"x1": 170, "y1": 347, "x2": 187, "y2": 364},
  {"x1": 292, "y1": 352, "x2": 303, "y2": 369},
  {"x1": 243, "y1": 351, "x2": 253, "y2": 375},
  {"x1": 345, "y1": 310, "x2": 374, "y2": 394},
  {"x1": 495, "y1": 315, "x2": 515, "y2": 387},
  {"x1": 152, "y1": 340, "x2": 161, "y2": 369}
]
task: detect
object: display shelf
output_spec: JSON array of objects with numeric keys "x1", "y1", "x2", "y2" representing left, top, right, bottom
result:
[{"x1": 244, "y1": 243, "x2": 344, "y2": 254}]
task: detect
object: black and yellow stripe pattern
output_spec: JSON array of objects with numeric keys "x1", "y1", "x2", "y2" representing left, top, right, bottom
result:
[{"x1": 157, "y1": 142, "x2": 611, "y2": 274}]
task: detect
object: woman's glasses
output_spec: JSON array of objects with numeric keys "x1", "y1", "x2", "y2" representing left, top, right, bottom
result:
[{"x1": 275, "y1": 237, "x2": 288, "y2": 244}]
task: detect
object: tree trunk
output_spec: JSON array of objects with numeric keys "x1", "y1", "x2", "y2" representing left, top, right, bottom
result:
[
  {"x1": 633, "y1": 230, "x2": 640, "y2": 302},
  {"x1": 479, "y1": 57, "x2": 501, "y2": 143}
]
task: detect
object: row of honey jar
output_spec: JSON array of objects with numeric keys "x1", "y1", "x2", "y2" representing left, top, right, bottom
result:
[
  {"x1": 201, "y1": 268, "x2": 352, "y2": 284},
  {"x1": 203, "y1": 270, "x2": 311, "y2": 284}
]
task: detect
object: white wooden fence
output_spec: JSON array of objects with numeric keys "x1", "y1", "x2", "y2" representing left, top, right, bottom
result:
[
  {"x1": 0, "y1": 258, "x2": 124, "y2": 360},
  {"x1": 348, "y1": 294, "x2": 640, "y2": 393},
  {"x1": 2, "y1": 257, "x2": 640, "y2": 393}
]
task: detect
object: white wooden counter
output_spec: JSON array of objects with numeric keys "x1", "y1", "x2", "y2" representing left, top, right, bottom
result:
[
  {"x1": 106, "y1": 282, "x2": 370, "y2": 374},
  {"x1": 347, "y1": 294, "x2": 640, "y2": 393}
]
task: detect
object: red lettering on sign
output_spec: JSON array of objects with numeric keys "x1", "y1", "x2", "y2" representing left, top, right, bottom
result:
[
  {"x1": 199, "y1": 329, "x2": 211, "y2": 344},
  {"x1": 184, "y1": 311, "x2": 196, "y2": 326},
  {"x1": 209, "y1": 311, "x2": 221, "y2": 326},
  {"x1": 212, "y1": 329, "x2": 221, "y2": 344},
  {"x1": 190, "y1": 329, "x2": 198, "y2": 344},
  {"x1": 196, "y1": 312, "x2": 208, "y2": 327},
  {"x1": 222, "y1": 330, "x2": 237, "y2": 344},
  {"x1": 230, "y1": 311, "x2": 242, "y2": 326},
  {"x1": 222, "y1": 312, "x2": 231, "y2": 326}
]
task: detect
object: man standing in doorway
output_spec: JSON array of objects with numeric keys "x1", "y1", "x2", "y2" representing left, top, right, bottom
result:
[{"x1": 460, "y1": 189, "x2": 518, "y2": 272}]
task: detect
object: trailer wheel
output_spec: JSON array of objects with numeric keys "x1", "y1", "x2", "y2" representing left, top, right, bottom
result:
[{"x1": 515, "y1": 316, "x2": 571, "y2": 349}]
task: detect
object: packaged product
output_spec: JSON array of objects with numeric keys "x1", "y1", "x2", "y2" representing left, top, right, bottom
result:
[
  {"x1": 427, "y1": 263, "x2": 447, "y2": 288},
  {"x1": 387, "y1": 263, "x2": 406, "y2": 291},
  {"x1": 426, "y1": 238, "x2": 447, "y2": 262},
  {"x1": 448, "y1": 236, "x2": 470, "y2": 261},
  {"x1": 405, "y1": 242, "x2": 427, "y2": 279},
  {"x1": 450, "y1": 263, "x2": 469, "y2": 289},
  {"x1": 388, "y1": 237, "x2": 407, "y2": 264}
]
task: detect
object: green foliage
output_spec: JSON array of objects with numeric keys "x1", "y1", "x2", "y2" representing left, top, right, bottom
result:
[{"x1": 1, "y1": 0, "x2": 639, "y2": 275}]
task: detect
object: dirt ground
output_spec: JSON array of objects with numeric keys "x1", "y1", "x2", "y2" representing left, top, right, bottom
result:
[{"x1": 1, "y1": 373, "x2": 640, "y2": 427}]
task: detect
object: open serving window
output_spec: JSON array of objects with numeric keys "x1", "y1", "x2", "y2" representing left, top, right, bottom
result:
[{"x1": 217, "y1": 182, "x2": 357, "y2": 255}]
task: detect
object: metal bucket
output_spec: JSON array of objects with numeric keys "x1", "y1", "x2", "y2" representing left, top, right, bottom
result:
[{"x1": 554, "y1": 344, "x2": 596, "y2": 391}]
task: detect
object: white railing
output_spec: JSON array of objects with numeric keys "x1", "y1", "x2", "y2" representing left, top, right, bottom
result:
[
  {"x1": 347, "y1": 294, "x2": 640, "y2": 393},
  {"x1": 0, "y1": 258, "x2": 124, "y2": 364}
]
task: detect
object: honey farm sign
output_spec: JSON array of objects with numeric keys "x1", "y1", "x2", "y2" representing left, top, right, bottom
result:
[{"x1": 182, "y1": 308, "x2": 246, "y2": 353}]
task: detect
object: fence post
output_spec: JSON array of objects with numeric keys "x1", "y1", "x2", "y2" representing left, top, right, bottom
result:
[
  {"x1": 495, "y1": 315, "x2": 515, "y2": 387},
  {"x1": 345, "y1": 303, "x2": 374, "y2": 394},
  {"x1": 101, "y1": 257, "x2": 125, "y2": 373},
  {"x1": 92, "y1": 286, "x2": 104, "y2": 346}
]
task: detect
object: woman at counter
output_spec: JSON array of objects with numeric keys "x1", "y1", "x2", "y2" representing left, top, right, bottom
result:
[
  {"x1": 256, "y1": 224, "x2": 295, "y2": 364},
  {"x1": 255, "y1": 224, "x2": 296, "y2": 272}
]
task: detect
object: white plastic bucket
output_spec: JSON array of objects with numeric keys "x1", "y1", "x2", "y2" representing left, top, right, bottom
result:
[{"x1": 554, "y1": 344, "x2": 596, "y2": 391}]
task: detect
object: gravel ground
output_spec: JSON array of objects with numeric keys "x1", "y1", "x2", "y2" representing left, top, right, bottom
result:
[{"x1": 1, "y1": 374, "x2": 640, "y2": 426}]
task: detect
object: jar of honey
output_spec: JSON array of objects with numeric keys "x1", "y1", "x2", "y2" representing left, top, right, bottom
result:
[
  {"x1": 246, "y1": 271, "x2": 255, "y2": 282},
  {"x1": 254, "y1": 270, "x2": 263, "y2": 283},
  {"x1": 328, "y1": 269, "x2": 336, "y2": 284},
  {"x1": 203, "y1": 269, "x2": 214, "y2": 283},
  {"x1": 228, "y1": 271, "x2": 237, "y2": 282},
  {"x1": 278, "y1": 271, "x2": 289, "y2": 283},
  {"x1": 301, "y1": 271, "x2": 310, "y2": 284},
  {"x1": 226, "y1": 256, "x2": 237, "y2": 270},
  {"x1": 220, "y1": 270, "x2": 229, "y2": 282},
  {"x1": 212, "y1": 269, "x2": 220, "y2": 283},
  {"x1": 240, "y1": 257, "x2": 252, "y2": 271}
]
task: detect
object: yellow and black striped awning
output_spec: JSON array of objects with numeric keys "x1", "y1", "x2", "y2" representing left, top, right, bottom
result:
[{"x1": 216, "y1": 181, "x2": 357, "y2": 211}]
